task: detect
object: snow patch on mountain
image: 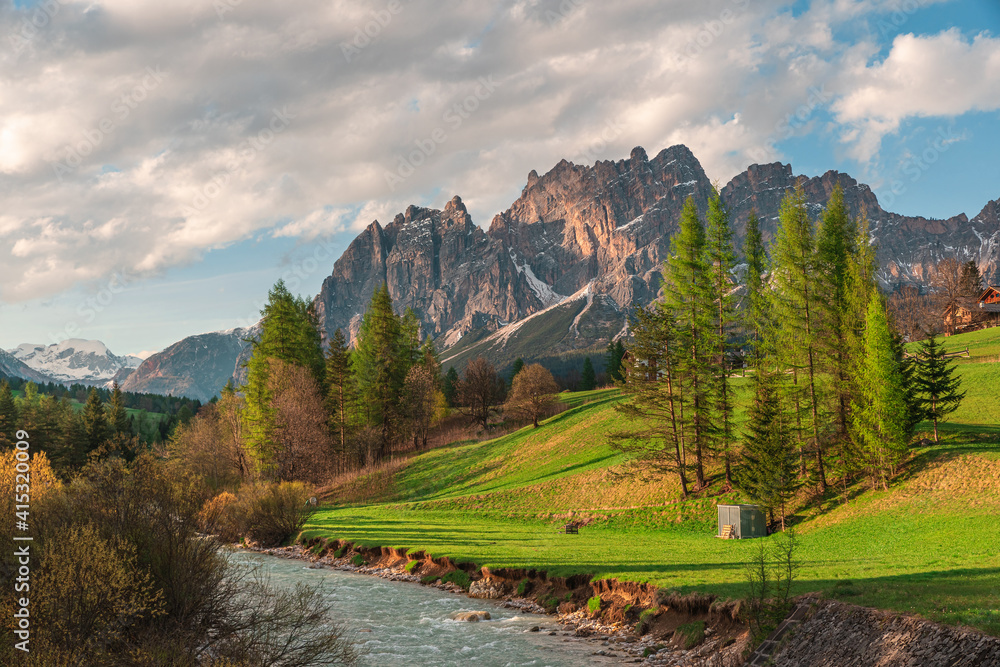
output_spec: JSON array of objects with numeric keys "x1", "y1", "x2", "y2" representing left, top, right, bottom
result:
[{"x1": 8, "y1": 339, "x2": 142, "y2": 385}]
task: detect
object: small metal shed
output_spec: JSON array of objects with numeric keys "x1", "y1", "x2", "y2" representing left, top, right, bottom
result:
[{"x1": 717, "y1": 504, "x2": 767, "y2": 539}]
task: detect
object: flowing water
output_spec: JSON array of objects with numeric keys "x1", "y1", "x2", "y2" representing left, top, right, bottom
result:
[{"x1": 236, "y1": 551, "x2": 621, "y2": 666}]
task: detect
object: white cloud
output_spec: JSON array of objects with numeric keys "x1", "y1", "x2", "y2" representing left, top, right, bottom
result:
[
  {"x1": 0, "y1": 0, "x2": 987, "y2": 304},
  {"x1": 833, "y1": 28, "x2": 1000, "y2": 162}
]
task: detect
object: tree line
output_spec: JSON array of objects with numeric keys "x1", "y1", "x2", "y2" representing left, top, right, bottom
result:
[
  {"x1": 174, "y1": 281, "x2": 572, "y2": 488},
  {"x1": 611, "y1": 185, "x2": 965, "y2": 529},
  {"x1": 0, "y1": 379, "x2": 194, "y2": 475}
]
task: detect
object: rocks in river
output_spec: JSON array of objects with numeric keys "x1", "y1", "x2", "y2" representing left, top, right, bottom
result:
[
  {"x1": 451, "y1": 611, "x2": 492, "y2": 622},
  {"x1": 527, "y1": 626, "x2": 540, "y2": 633},
  {"x1": 469, "y1": 578, "x2": 509, "y2": 599}
]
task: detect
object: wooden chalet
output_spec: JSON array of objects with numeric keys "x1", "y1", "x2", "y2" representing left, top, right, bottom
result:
[{"x1": 979, "y1": 286, "x2": 1000, "y2": 315}]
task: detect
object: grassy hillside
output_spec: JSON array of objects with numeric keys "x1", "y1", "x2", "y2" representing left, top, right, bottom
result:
[{"x1": 305, "y1": 329, "x2": 1000, "y2": 636}]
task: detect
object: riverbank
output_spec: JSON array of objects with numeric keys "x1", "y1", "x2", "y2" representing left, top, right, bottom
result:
[{"x1": 251, "y1": 542, "x2": 752, "y2": 666}]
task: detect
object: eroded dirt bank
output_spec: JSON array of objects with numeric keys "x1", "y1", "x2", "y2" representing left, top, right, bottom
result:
[{"x1": 260, "y1": 539, "x2": 751, "y2": 666}]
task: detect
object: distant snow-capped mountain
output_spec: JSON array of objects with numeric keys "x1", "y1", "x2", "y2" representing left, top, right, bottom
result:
[{"x1": 8, "y1": 339, "x2": 143, "y2": 386}]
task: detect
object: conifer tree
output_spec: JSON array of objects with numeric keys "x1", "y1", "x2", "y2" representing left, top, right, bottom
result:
[
  {"x1": 815, "y1": 185, "x2": 857, "y2": 441},
  {"x1": 0, "y1": 381, "x2": 17, "y2": 449},
  {"x1": 734, "y1": 369, "x2": 799, "y2": 531},
  {"x1": 662, "y1": 197, "x2": 714, "y2": 489},
  {"x1": 82, "y1": 387, "x2": 110, "y2": 456},
  {"x1": 706, "y1": 190, "x2": 737, "y2": 486},
  {"x1": 352, "y1": 284, "x2": 412, "y2": 457},
  {"x1": 510, "y1": 358, "x2": 525, "y2": 384},
  {"x1": 743, "y1": 210, "x2": 770, "y2": 369},
  {"x1": 771, "y1": 187, "x2": 827, "y2": 490},
  {"x1": 609, "y1": 305, "x2": 689, "y2": 497},
  {"x1": 851, "y1": 297, "x2": 910, "y2": 490},
  {"x1": 420, "y1": 337, "x2": 442, "y2": 385},
  {"x1": 443, "y1": 367, "x2": 460, "y2": 407},
  {"x1": 605, "y1": 340, "x2": 626, "y2": 383},
  {"x1": 108, "y1": 381, "x2": 132, "y2": 436},
  {"x1": 581, "y1": 357, "x2": 596, "y2": 391},
  {"x1": 916, "y1": 335, "x2": 966, "y2": 442},
  {"x1": 325, "y1": 329, "x2": 357, "y2": 463}
]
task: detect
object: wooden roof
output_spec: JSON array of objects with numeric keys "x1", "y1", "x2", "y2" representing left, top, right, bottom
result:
[{"x1": 977, "y1": 285, "x2": 1000, "y2": 302}]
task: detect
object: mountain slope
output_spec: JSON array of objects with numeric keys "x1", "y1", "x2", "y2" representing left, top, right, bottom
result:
[
  {"x1": 120, "y1": 328, "x2": 252, "y2": 402},
  {"x1": 0, "y1": 349, "x2": 54, "y2": 383}
]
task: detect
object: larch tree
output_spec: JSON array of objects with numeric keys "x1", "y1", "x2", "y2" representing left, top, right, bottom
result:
[
  {"x1": 851, "y1": 297, "x2": 910, "y2": 490},
  {"x1": 705, "y1": 190, "x2": 737, "y2": 487},
  {"x1": 403, "y1": 365, "x2": 439, "y2": 449},
  {"x1": 770, "y1": 187, "x2": 827, "y2": 490},
  {"x1": 815, "y1": 185, "x2": 857, "y2": 442},
  {"x1": 325, "y1": 329, "x2": 357, "y2": 467},
  {"x1": 352, "y1": 284, "x2": 412, "y2": 458},
  {"x1": 662, "y1": 196, "x2": 714, "y2": 489},
  {"x1": 609, "y1": 304, "x2": 689, "y2": 497},
  {"x1": 915, "y1": 335, "x2": 966, "y2": 442},
  {"x1": 742, "y1": 210, "x2": 771, "y2": 370}
]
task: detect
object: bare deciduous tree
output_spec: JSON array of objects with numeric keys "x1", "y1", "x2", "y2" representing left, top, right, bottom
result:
[
  {"x1": 456, "y1": 357, "x2": 507, "y2": 431},
  {"x1": 888, "y1": 285, "x2": 936, "y2": 341},
  {"x1": 403, "y1": 365, "x2": 439, "y2": 450}
]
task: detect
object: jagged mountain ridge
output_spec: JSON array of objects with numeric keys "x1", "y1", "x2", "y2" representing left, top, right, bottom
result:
[{"x1": 314, "y1": 144, "x2": 999, "y2": 370}]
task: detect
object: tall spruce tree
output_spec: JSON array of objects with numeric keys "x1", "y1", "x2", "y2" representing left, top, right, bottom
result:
[
  {"x1": 771, "y1": 187, "x2": 827, "y2": 490},
  {"x1": 82, "y1": 387, "x2": 109, "y2": 456},
  {"x1": 706, "y1": 190, "x2": 737, "y2": 486},
  {"x1": 609, "y1": 305, "x2": 689, "y2": 497},
  {"x1": 734, "y1": 369, "x2": 799, "y2": 531},
  {"x1": 662, "y1": 196, "x2": 714, "y2": 489},
  {"x1": 851, "y1": 297, "x2": 910, "y2": 490},
  {"x1": 916, "y1": 335, "x2": 966, "y2": 442},
  {"x1": 605, "y1": 340, "x2": 626, "y2": 383},
  {"x1": 743, "y1": 210, "x2": 770, "y2": 369},
  {"x1": 510, "y1": 358, "x2": 525, "y2": 384},
  {"x1": 581, "y1": 357, "x2": 596, "y2": 391}
]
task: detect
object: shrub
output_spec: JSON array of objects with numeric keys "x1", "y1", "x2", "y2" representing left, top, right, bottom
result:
[
  {"x1": 333, "y1": 545, "x2": 348, "y2": 559},
  {"x1": 563, "y1": 592, "x2": 573, "y2": 602},
  {"x1": 539, "y1": 595, "x2": 559, "y2": 613},
  {"x1": 587, "y1": 596, "x2": 602, "y2": 615},
  {"x1": 421, "y1": 574, "x2": 440, "y2": 584},
  {"x1": 674, "y1": 620, "x2": 705, "y2": 648},
  {"x1": 516, "y1": 578, "x2": 531, "y2": 596},
  {"x1": 440, "y1": 570, "x2": 471, "y2": 591},
  {"x1": 239, "y1": 481, "x2": 313, "y2": 547},
  {"x1": 635, "y1": 608, "x2": 657, "y2": 635},
  {"x1": 404, "y1": 560, "x2": 420, "y2": 573},
  {"x1": 310, "y1": 538, "x2": 328, "y2": 556},
  {"x1": 351, "y1": 554, "x2": 365, "y2": 567}
]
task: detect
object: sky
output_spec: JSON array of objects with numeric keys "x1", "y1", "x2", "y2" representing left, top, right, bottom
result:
[{"x1": 0, "y1": 0, "x2": 998, "y2": 357}]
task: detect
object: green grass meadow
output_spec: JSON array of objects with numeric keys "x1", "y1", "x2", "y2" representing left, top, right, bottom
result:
[{"x1": 305, "y1": 329, "x2": 1000, "y2": 636}]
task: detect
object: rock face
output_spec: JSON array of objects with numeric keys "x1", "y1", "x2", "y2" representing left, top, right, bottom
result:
[
  {"x1": 7, "y1": 339, "x2": 142, "y2": 386},
  {"x1": 450, "y1": 611, "x2": 492, "y2": 622},
  {"x1": 120, "y1": 328, "x2": 252, "y2": 402},
  {"x1": 314, "y1": 145, "x2": 1000, "y2": 371}
]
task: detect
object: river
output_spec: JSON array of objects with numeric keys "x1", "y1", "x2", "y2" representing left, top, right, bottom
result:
[{"x1": 236, "y1": 551, "x2": 622, "y2": 666}]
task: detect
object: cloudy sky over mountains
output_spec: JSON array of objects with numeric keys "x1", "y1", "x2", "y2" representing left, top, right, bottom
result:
[{"x1": 0, "y1": 0, "x2": 997, "y2": 355}]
